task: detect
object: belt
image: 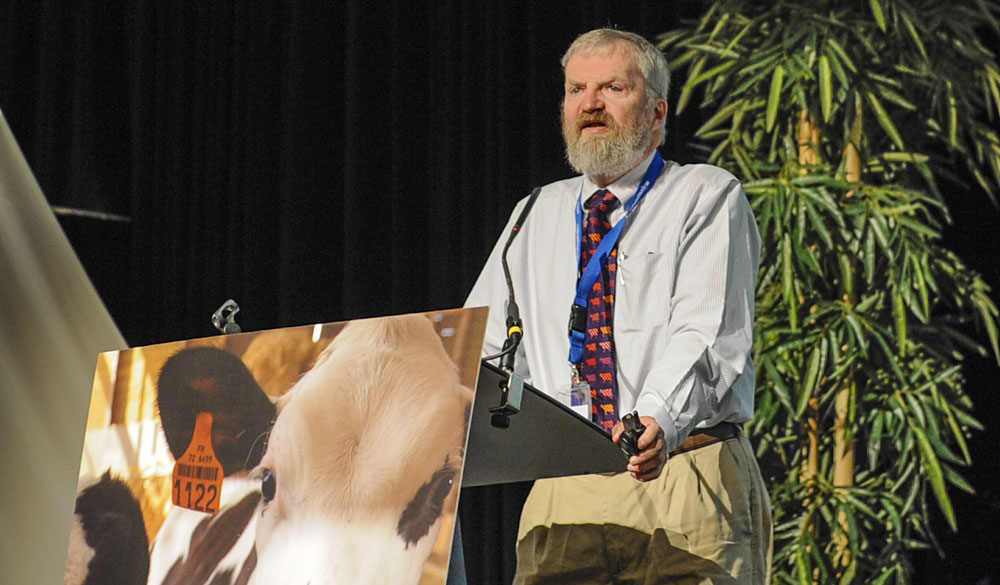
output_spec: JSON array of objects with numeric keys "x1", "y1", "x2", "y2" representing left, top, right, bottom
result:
[{"x1": 670, "y1": 421, "x2": 741, "y2": 456}]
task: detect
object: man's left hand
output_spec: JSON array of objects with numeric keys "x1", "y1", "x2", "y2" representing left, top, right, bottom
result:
[{"x1": 612, "y1": 416, "x2": 667, "y2": 482}]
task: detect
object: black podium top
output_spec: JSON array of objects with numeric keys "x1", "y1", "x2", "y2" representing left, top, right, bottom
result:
[{"x1": 461, "y1": 362, "x2": 627, "y2": 487}]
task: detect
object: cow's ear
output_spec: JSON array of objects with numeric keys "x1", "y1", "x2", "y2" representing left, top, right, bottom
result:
[
  {"x1": 70, "y1": 472, "x2": 149, "y2": 585},
  {"x1": 157, "y1": 347, "x2": 276, "y2": 475}
]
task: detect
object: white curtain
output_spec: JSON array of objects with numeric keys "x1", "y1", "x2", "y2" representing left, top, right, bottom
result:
[{"x1": 0, "y1": 109, "x2": 127, "y2": 585}]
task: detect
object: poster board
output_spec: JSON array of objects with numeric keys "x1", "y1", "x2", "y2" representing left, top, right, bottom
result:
[{"x1": 64, "y1": 308, "x2": 486, "y2": 585}]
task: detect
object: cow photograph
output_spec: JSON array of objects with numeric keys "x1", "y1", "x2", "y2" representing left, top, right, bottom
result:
[{"x1": 64, "y1": 308, "x2": 487, "y2": 585}]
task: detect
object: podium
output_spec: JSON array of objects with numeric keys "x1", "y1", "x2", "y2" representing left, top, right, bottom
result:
[
  {"x1": 455, "y1": 363, "x2": 628, "y2": 583},
  {"x1": 462, "y1": 362, "x2": 627, "y2": 486}
]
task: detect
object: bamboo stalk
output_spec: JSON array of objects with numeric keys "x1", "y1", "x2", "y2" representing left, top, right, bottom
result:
[
  {"x1": 832, "y1": 98, "x2": 864, "y2": 570},
  {"x1": 798, "y1": 111, "x2": 821, "y2": 488}
]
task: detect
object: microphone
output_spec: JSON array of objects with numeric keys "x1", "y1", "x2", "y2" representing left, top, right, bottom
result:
[
  {"x1": 488, "y1": 187, "x2": 541, "y2": 372},
  {"x1": 486, "y1": 187, "x2": 541, "y2": 428}
]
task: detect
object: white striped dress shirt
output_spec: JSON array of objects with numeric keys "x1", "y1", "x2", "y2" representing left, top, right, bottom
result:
[{"x1": 466, "y1": 152, "x2": 761, "y2": 452}]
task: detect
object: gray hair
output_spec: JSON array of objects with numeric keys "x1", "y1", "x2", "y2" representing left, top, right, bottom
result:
[{"x1": 560, "y1": 28, "x2": 671, "y2": 104}]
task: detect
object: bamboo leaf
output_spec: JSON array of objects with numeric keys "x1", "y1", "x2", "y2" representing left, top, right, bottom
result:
[
  {"x1": 868, "y1": 214, "x2": 892, "y2": 253},
  {"x1": 940, "y1": 401, "x2": 973, "y2": 466},
  {"x1": 900, "y1": 11, "x2": 929, "y2": 61},
  {"x1": 708, "y1": 137, "x2": 731, "y2": 165},
  {"x1": 872, "y1": 327, "x2": 907, "y2": 384},
  {"x1": 766, "y1": 64, "x2": 785, "y2": 132},
  {"x1": 689, "y1": 59, "x2": 740, "y2": 87},
  {"x1": 819, "y1": 54, "x2": 833, "y2": 123},
  {"x1": 910, "y1": 256, "x2": 930, "y2": 322},
  {"x1": 881, "y1": 152, "x2": 930, "y2": 163},
  {"x1": 944, "y1": 465, "x2": 976, "y2": 495},
  {"x1": 912, "y1": 425, "x2": 957, "y2": 531},
  {"x1": 863, "y1": 228, "x2": 876, "y2": 284},
  {"x1": 877, "y1": 86, "x2": 918, "y2": 111},
  {"x1": 895, "y1": 215, "x2": 940, "y2": 239},
  {"x1": 973, "y1": 294, "x2": 1000, "y2": 365},
  {"x1": 797, "y1": 343, "x2": 823, "y2": 417},
  {"x1": 871, "y1": 567, "x2": 896, "y2": 585},
  {"x1": 694, "y1": 2, "x2": 720, "y2": 34},
  {"x1": 869, "y1": 0, "x2": 887, "y2": 32},
  {"x1": 841, "y1": 490, "x2": 879, "y2": 519},
  {"x1": 793, "y1": 236, "x2": 823, "y2": 277},
  {"x1": 866, "y1": 92, "x2": 906, "y2": 150},
  {"x1": 986, "y1": 66, "x2": 1000, "y2": 119},
  {"x1": 947, "y1": 81, "x2": 958, "y2": 147},
  {"x1": 826, "y1": 37, "x2": 857, "y2": 73},
  {"x1": 824, "y1": 43, "x2": 850, "y2": 91},
  {"x1": 804, "y1": 198, "x2": 834, "y2": 249},
  {"x1": 869, "y1": 413, "x2": 885, "y2": 469},
  {"x1": 695, "y1": 99, "x2": 748, "y2": 137},
  {"x1": 782, "y1": 233, "x2": 799, "y2": 329},
  {"x1": 894, "y1": 289, "x2": 908, "y2": 356},
  {"x1": 656, "y1": 29, "x2": 690, "y2": 50},
  {"x1": 796, "y1": 546, "x2": 812, "y2": 585},
  {"x1": 677, "y1": 56, "x2": 707, "y2": 114},
  {"x1": 764, "y1": 359, "x2": 796, "y2": 412},
  {"x1": 707, "y1": 12, "x2": 731, "y2": 43},
  {"x1": 668, "y1": 48, "x2": 701, "y2": 69},
  {"x1": 952, "y1": 407, "x2": 985, "y2": 432},
  {"x1": 686, "y1": 43, "x2": 741, "y2": 59},
  {"x1": 798, "y1": 185, "x2": 846, "y2": 224},
  {"x1": 844, "y1": 312, "x2": 869, "y2": 355}
]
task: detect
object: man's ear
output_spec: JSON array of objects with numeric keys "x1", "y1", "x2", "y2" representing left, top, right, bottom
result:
[{"x1": 654, "y1": 99, "x2": 668, "y2": 127}]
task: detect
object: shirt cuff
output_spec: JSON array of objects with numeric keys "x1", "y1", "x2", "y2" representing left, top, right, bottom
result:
[{"x1": 632, "y1": 394, "x2": 680, "y2": 453}]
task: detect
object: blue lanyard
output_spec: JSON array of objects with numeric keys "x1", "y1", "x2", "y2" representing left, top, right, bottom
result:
[{"x1": 568, "y1": 152, "x2": 664, "y2": 365}]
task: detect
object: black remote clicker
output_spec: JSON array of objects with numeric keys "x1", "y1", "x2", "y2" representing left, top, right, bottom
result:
[{"x1": 619, "y1": 411, "x2": 646, "y2": 457}]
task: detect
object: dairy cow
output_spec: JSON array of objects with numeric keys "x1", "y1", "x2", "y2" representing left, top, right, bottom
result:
[{"x1": 148, "y1": 314, "x2": 472, "y2": 584}]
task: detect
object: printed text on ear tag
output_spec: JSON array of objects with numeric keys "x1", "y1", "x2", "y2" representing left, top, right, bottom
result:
[{"x1": 171, "y1": 411, "x2": 223, "y2": 514}]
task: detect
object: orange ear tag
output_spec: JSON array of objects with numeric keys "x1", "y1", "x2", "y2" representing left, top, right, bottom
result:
[{"x1": 171, "y1": 411, "x2": 224, "y2": 514}]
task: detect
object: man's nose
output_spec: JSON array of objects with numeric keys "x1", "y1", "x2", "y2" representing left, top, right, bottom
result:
[{"x1": 582, "y1": 87, "x2": 604, "y2": 112}]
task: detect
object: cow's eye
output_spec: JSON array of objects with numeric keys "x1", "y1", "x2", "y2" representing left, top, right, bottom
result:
[{"x1": 261, "y1": 469, "x2": 276, "y2": 503}]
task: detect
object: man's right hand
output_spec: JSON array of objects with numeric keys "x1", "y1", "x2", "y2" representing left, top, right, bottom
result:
[{"x1": 612, "y1": 416, "x2": 667, "y2": 482}]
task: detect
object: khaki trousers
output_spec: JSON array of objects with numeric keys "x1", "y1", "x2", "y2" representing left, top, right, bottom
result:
[{"x1": 514, "y1": 434, "x2": 772, "y2": 585}]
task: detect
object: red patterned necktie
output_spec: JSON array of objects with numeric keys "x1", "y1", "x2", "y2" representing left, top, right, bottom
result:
[{"x1": 579, "y1": 189, "x2": 620, "y2": 431}]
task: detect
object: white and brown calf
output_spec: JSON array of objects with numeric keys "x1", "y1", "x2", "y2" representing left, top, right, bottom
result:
[{"x1": 149, "y1": 314, "x2": 472, "y2": 585}]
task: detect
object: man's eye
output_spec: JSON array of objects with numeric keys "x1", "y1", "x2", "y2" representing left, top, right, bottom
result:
[{"x1": 608, "y1": 85, "x2": 623, "y2": 92}]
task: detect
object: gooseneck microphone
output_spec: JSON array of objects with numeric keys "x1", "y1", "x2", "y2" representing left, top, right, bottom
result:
[
  {"x1": 483, "y1": 187, "x2": 541, "y2": 371},
  {"x1": 486, "y1": 186, "x2": 541, "y2": 429},
  {"x1": 498, "y1": 186, "x2": 541, "y2": 372}
]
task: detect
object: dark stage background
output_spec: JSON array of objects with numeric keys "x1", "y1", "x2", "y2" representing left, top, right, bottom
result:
[{"x1": 2, "y1": 2, "x2": 997, "y2": 584}]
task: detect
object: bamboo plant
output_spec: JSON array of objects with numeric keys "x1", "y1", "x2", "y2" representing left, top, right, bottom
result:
[{"x1": 660, "y1": 1, "x2": 1000, "y2": 583}]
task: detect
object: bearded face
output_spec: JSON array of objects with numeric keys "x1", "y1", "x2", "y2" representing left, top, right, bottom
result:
[
  {"x1": 561, "y1": 47, "x2": 664, "y2": 183},
  {"x1": 562, "y1": 101, "x2": 656, "y2": 180}
]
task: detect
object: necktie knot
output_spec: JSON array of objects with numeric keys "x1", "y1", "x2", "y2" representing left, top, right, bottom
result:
[{"x1": 586, "y1": 189, "x2": 619, "y2": 216}]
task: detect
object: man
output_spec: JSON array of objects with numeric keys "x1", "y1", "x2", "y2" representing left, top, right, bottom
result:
[{"x1": 466, "y1": 28, "x2": 771, "y2": 584}]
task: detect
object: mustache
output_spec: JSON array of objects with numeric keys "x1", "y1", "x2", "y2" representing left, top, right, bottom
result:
[{"x1": 574, "y1": 112, "x2": 617, "y2": 132}]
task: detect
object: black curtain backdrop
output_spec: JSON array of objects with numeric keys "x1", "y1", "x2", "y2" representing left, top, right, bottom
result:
[
  {"x1": 2, "y1": 2, "x2": 998, "y2": 584},
  {"x1": 1, "y1": 1, "x2": 705, "y2": 344}
]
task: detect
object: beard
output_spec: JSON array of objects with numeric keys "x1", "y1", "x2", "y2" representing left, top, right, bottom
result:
[{"x1": 562, "y1": 106, "x2": 655, "y2": 179}]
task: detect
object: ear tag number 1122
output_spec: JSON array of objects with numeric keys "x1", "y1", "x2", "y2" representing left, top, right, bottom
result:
[{"x1": 171, "y1": 411, "x2": 224, "y2": 514}]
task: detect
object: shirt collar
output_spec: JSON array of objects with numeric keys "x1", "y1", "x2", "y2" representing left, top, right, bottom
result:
[{"x1": 580, "y1": 150, "x2": 659, "y2": 209}]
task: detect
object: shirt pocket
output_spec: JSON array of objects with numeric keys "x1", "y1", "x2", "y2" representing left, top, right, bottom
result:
[{"x1": 615, "y1": 251, "x2": 673, "y2": 332}]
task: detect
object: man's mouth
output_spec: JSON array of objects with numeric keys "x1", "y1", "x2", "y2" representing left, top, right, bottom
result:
[{"x1": 577, "y1": 116, "x2": 614, "y2": 135}]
